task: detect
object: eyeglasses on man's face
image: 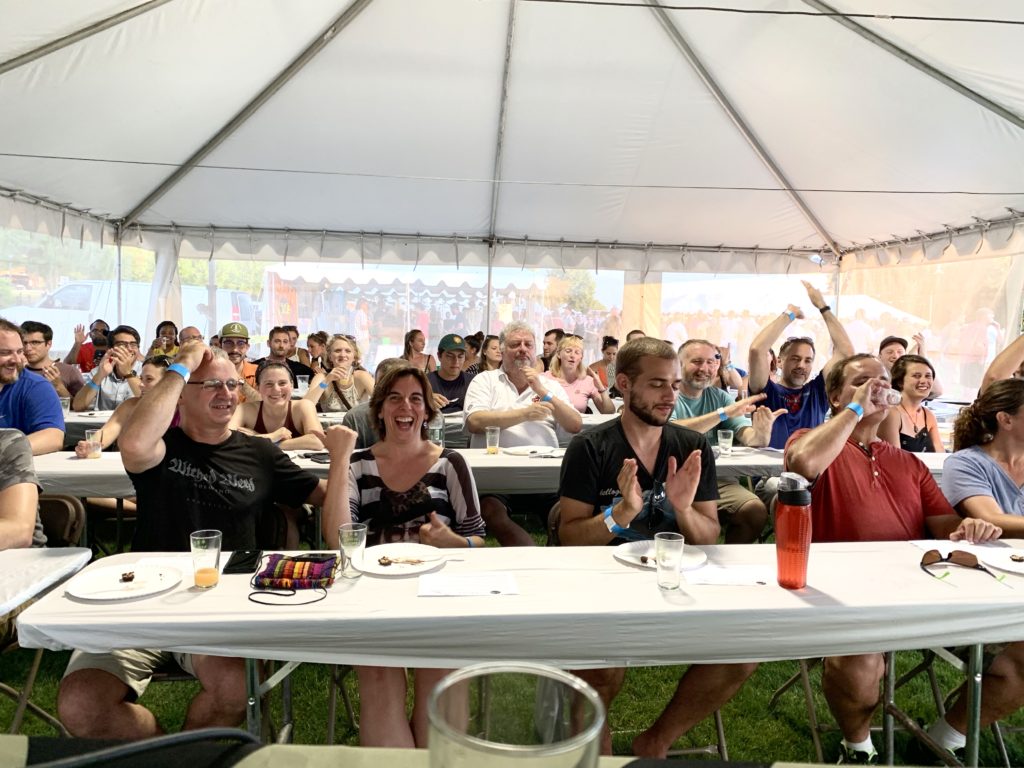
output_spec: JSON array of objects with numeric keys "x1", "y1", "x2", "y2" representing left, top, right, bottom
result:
[
  {"x1": 112, "y1": 341, "x2": 140, "y2": 350},
  {"x1": 186, "y1": 378, "x2": 242, "y2": 392}
]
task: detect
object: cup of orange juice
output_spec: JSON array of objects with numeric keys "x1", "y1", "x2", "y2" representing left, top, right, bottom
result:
[
  {"x1": 190, "y1": 529, "x2": 222, "y2": 589},
  {"x1": 485, "y1": 426, "x2": 500, "y2": 455}
]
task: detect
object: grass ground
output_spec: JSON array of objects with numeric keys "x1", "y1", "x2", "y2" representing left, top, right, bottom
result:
[{"x1": 3, "y1": 518, "x2": 1023, "y2": 764}]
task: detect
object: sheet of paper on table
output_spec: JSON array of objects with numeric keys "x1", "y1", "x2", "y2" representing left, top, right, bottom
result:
[{"x1": 418, "y1": 572, "x2": 520, "y2": 597}]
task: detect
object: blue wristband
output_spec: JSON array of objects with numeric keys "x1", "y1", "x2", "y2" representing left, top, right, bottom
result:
[
  {"x1": 466, "y1": 537, "x2": 474, "y2": 548},
  {"x1": 541, "y1": 393, "x2": 553, "y2": 403},
  {"x1": 166, "y1": 363, "x2": 190, "y2": 383},
  {"x1": 603, "y1": 506, "x2": 625, "y2": 535},
  {"x1": 319, "y1": 381, "x2": 328, "y2": 389},
  {"x1": 85, "y1": 378, "x2": 101, "y2": 391},
  {"x1": 786, "y1": 311, "x2": 796, "y2": 321},
  {"x1": 845, "y1": 402, "x2": 864, "y2": 421}
]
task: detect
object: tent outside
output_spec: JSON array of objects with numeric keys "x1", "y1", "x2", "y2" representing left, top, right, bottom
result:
[{"x1": 1, "y1": 0, "x2": 1022, "y2": 379}]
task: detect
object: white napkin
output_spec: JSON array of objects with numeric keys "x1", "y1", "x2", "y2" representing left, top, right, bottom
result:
[
  {"x1": 684, "y1": 565, "x2": 774, "y2": 586},
  {"x1": 418, "y1": 572, "x2": 520, "y2": 596}
]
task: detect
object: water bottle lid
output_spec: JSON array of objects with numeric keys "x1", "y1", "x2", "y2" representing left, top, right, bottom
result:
[
  {"x1": 778, "y1": 471, "x2": 811, "y2": 506},
  {"x1": 778, "y1": 487, "x2": 812, "y2": 506}
]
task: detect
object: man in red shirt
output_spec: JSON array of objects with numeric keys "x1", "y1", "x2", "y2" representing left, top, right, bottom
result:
[
  {"x1": 63, "y1": 319, "x2": 109, "y2": 373},
  {"x1": 785, "y1": 353, "x2": 1000, "y2": 764}
]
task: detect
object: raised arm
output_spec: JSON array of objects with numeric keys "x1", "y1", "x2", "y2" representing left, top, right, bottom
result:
[
  {"x1": 802, "y1": 281, "x2": 853, "y2": 378},
  {"x1": 310, "y1": 426, "x2": 357, "y2": 549},
  {"x1": 748, "y1": 305, "x2": 803, "y2": 394},
  {"x1": 980, "y1": 332, "x2": 1024, "y2": 395},
  {"x1": 119, "y1": 343, "x2": 207, "y2": 473},
  {"x1": 63, "y1": 325, "x2": 86, "y2": 365},
  {"x1": 672, "y1": 392, "x2": 765, "y2": 435}
]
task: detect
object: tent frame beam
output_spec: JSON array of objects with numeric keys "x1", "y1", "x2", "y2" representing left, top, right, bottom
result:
[
  {"x1": 801, "y1": 0, "x2": 1024, "y2": 133},
  {"x1": 486, "y1": 0, "x2": 520, "y2": 241},
  {"x1": 645, "y1": 0, "x2": 843, "y2": 261},
  {"x1": 120, "y1": 0, "x2": 376, "y2": 230},
  {"x1": 0, "y1": 0, "x2": 175, "y2": 77}
]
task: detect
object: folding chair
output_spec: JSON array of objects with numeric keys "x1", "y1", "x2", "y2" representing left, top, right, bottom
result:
[
  {"x1": 1, "y1": 495, "x2": 87, "y2": 735},
  {"x1": 326, "y1": 664, "x2": 359, "y2": 744}
]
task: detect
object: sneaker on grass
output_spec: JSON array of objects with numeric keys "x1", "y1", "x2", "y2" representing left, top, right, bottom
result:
[{"x1": 837, "y1": 743, "x2": 878, "y2": 764}]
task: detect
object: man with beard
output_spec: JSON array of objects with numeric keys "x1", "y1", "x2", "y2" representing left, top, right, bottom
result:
[
  {"x1": 218, "y1": 323, "x2": 260, "y2": 403},
  {"x1": 257, "y1": 327, "x2": 313, "y2": 387},
  {"x1": 64, "y1": 318, "x2": 110, "y2": 373},
  {"x1": 464, "y1": 321, "x2": 581, "y2": 546},
  {"x1": 671, "y1": 339, "x2": 785, "y2": 543},
  {"x1": 0, "y1": 318, "x2": 64, "y2": 455},
  {"x1": 558, "y1": 337, "x2": 750, "y2": 758},
  {"x1": 747, "y1": 280, "x2": 854, "y2": 449}
]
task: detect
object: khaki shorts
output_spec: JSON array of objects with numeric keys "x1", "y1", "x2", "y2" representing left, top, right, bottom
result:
[
  {"x1": 63, "y1": 648, "x2": 197, "y2": 700},
  {"x1": 716, "y1": 479, "x2": 761, "y2": 520}
]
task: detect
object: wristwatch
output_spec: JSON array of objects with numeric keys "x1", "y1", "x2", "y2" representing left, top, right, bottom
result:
[{"x1": 123, "y1": 370, "x2": 138, "y2": 379}]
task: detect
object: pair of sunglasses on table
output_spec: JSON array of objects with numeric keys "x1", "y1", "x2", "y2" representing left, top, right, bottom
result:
[{"x1": 919, "y1": 549, "x2": 1007, "y2": 584}]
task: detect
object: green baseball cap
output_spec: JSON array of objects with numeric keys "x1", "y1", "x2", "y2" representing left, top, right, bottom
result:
[{"x1": 219, "y1": 322, "x2": 249, "y2": 340}]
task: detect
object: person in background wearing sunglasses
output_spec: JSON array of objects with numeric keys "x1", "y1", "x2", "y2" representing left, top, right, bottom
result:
[
  {"x1": 785, "y1": 353, "x2": 1001, "y2": 765},
  {"x1": 71, "y1": 325, "x2": 144, "y2": 412},
  {"x1": 748, "y1": 280, "x2": 855, "y2": 450},
  {"x1": 58, "y1": 341, "x2": 353, "y2": 741}
]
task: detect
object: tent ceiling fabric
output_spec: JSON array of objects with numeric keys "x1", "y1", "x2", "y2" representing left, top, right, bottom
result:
[{"x1": 1, "y1": 0, "x2": 1023, "y2": 258}]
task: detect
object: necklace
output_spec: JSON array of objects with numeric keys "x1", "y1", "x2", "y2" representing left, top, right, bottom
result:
[{"x1": 900, "y1": 403, "x2": 922, "y2": 432}]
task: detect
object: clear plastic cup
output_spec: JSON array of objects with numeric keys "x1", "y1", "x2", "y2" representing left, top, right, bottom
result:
[
  {"x1": 428, "y1": 662, "x2": 604, "y2": 768},
  {"x1": 339, "y1": 522, "x2": 368, "y2": 579},
  {"x1": 83, "y1": 429, "x2": 102, "y2": 459},
  {"x1": 190, "y1": 529, "x2": 222, "y2": 589},
  {"x1": 655, "y1": 532, "x2": 684, "y2": 591},
  {"x1": 718, "y1": 429, "x2": 734, "y2": 457},
  {"x1": 485, "y1": 426, "x2": 500, "y2": 455}
]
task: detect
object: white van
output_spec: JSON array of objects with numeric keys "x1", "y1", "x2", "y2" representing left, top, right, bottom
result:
[{"x1": 2, "y1": 280, "x2": 259, "y2": 355}]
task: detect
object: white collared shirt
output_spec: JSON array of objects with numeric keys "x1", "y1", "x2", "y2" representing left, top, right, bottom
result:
[{"x1": 463, "y1": 368, "x2": 572, "y2": 448}]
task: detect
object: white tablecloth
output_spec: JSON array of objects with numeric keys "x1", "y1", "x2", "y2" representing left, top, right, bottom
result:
[
  {"x1": 1, "y1": 548, "x2": 92, "y2": 616},
  {"x1": 17, "y1": 542, "x2": 1024, "y2": 668}
]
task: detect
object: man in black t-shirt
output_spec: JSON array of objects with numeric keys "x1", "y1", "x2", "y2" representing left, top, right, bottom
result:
[
  {"x1": 426, "y1": 333, "x2": 475, "y2": 413},
  {"x1": 57, "y1": 342, "x2": 355, "y2": 740},
  {"x1": 558, "y1": 337, "x2": 756, "y2": 759},
  {"x1": 256, "y1": 326, "x2": 314, "y2": 386}
]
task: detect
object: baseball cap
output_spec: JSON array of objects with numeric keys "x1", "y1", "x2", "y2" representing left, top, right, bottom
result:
[
  {"x1": 219, "y1": 322, "x2": 249, "y2": 340},
  {"x1": 437, "y1": 333, "x2": 467, "y2": 353},
  {"x1": 878, "y1": 335, "x2": 908, "y2": 353}
]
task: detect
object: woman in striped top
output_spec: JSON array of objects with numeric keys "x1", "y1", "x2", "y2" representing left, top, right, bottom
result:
[{"x1": 328, "y1": 365, "x2": 485, "y2": 748}]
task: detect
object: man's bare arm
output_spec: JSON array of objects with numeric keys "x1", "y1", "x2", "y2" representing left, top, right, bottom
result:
[
  {"x1": 748, "y1": 306, "x2": 802, "y2": 394},
  {"x1": 0, "y1": 482, "x2": 37, "y2": 549},
  {"x1": 27, "y1": 428, "x2": 63, "y2": 456},
  {"x1": 980, "y1": 333, "x2": 1024, "y2": 395}
]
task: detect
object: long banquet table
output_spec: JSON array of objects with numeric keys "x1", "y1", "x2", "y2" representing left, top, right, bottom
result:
[
  {"x1": 19, "y1": 542, "x2": 1023, "y2": 666},
  {"x1": 18, "y1": 541, "x2": 1019, "y2": 762}
]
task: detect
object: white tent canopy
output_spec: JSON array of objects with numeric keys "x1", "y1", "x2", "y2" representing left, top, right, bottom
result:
[{"x1": 1, "y1": 0, "x2": 1024, "y2": 274}]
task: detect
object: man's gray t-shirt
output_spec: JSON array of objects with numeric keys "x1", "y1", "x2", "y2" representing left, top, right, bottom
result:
[
  {"x1": 0, "y1": 428, "x2": 46, "y2": 546},
  {"x1": 941, "y1": 445, "x2": 1024, "y2": 517}
]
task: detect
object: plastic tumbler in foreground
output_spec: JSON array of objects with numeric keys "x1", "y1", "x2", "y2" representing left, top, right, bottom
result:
[
  {"x1": 428, "y1": 662, "x2": 605, "y2": 768},
  {"x1": 775, "y1": 472, "x2": 812, "y2": 589}
]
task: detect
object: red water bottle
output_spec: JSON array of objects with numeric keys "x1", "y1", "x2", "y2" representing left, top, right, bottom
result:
[{"x1": 775, "y1": 472, "x2": 812, "y2": 589}]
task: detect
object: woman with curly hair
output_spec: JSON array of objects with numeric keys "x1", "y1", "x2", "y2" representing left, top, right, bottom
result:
[
  {"x1": 880, "y1": 354, "x2": 944, "y2": 453},
  {"x1": 941, "y1": 378, "x2": 1024, "y2": 528}
]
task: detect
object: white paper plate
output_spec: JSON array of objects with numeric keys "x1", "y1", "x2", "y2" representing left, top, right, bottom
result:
[
  {"x1": 361, "y1": 543, "x2": 445, "y2": 576},
  {"x1": 66, "y1": 564, "x2": 182, "y2": 601},
  {"x1": 978, "y1": 549, "x2": 1024, "y2": 575},
  {"x1": 501, "y1": 445, "x2": 565, "y2": 458},
  {"x1": 613, "y1": 540, "x2": 708, "y2": 571},
  {"x1": 717, "y1": 446, "x2": 754, "y2": 456}
]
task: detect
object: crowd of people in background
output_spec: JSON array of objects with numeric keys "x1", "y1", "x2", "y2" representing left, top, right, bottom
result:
[{"x1": 1, "y1": 277, "x2": 1023, "y2": 763}]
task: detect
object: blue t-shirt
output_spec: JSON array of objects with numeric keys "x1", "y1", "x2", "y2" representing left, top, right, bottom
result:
[
  {"x1": 0, "y1": 370, "x2": 64, "y2": 436},
  {"x1": 941, "y1": 446, "x2": 1024, "y2": 517},
  {"x1": 760, "y1": 374, "x2": 828, "y2": 449},
  {"x1": 670, "y1": 387, "x2": 751, "y2": 446}
]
